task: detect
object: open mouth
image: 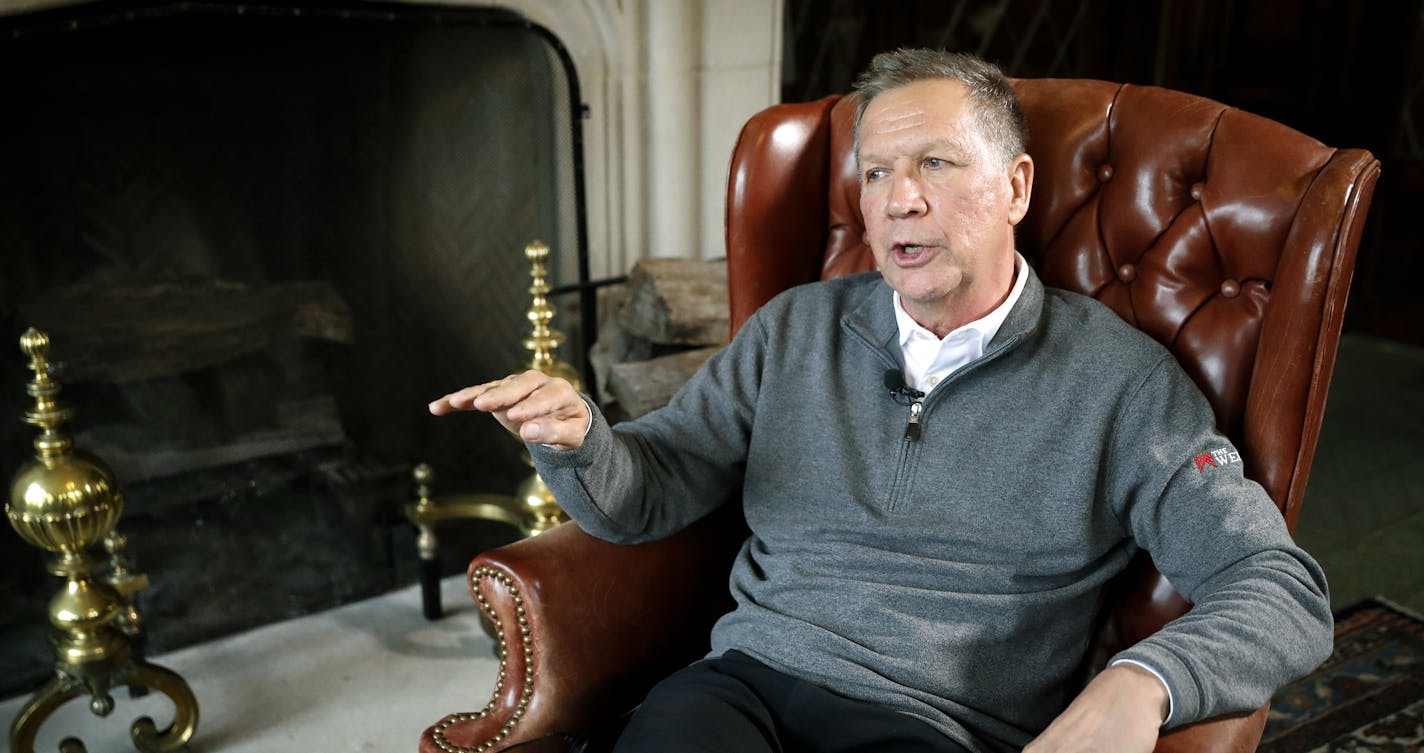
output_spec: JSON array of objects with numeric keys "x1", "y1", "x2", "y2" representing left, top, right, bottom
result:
[{"x1": 892, "y1": 243, "x2": 932, "y2": 264}]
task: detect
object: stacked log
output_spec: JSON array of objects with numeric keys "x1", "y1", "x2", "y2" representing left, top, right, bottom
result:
[{"x1": 591, "y1": 259, "x2": 728, "y2": 421}]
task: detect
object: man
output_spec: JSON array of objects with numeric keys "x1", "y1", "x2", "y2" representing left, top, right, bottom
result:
[{"x1": 430, "y1": 49, "x2": 1331, "y2": 753}]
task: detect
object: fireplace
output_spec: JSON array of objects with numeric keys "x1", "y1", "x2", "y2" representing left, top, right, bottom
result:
[{"x1": 0, "y1": 1, "x2": 594, "y2": 697}]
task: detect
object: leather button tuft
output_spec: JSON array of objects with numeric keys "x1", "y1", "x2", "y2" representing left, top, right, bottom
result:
[
  {"x1": 1190, "y1": 182, "x2": 1204, "y2": 201},
  {"x1": 1097, "y1": 164, "x2": 1114, "y2": 183},
  {"x1": 1118, "y1": 264, "x2": 1137, "y2": 283},
  {"x1": 1220, "y1": 279, "x2": 1241, "y2": 298}
]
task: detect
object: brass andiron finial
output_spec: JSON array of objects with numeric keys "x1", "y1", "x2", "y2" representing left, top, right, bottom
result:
[
  {"x1": 522, "y1": 239, "x2": 581, "y2": 388},
  {"x1": 7, "y1": 328, "x2": 199, "y2": 753}
]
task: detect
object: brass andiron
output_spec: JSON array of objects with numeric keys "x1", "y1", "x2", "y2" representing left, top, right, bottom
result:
[
  {"x1": 408, "y1": 240, "x2": 577, "y2": 619},
  {"x1": 6, "y1": 328, "x2": 199, "y2": 753},
  {"x1": 513, "y1": 239, "x2": 578, "y2": 534}
]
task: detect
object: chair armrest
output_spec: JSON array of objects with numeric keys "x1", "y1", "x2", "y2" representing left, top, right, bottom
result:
[
  {"x1": 420, "y1": 510, "x2": 744, "y2": 753},
  {"x1": 1155, "y1": 704, "x2": 1269, "y2": 753}
]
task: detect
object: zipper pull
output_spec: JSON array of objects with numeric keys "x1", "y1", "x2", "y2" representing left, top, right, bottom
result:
[{"x1": 904, "y1": 400, "x2": 923, "y2": 441}]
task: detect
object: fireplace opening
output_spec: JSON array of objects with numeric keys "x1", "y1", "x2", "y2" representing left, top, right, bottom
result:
[{"x1": 0, "y1": 1, "x2": 591, "y2": 697}]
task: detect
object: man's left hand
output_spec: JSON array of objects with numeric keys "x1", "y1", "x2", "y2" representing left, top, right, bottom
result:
[{"x1": 1022, "y1": 663, "x2": 1167, "y2": 753}]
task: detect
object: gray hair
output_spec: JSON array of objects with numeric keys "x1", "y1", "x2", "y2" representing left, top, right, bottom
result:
[{"x1": 852, "y1": 48, "x2": 1028, "y2": 167}]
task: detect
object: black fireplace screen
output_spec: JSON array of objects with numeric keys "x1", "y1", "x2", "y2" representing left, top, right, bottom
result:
[{"x1": 0, "y1": 1, "x2": 590, "y2": 697}]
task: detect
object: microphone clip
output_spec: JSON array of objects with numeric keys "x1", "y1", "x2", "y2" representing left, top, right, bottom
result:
[{"x1": 883, "y1": 369, "x2": 925, "y2": 406}]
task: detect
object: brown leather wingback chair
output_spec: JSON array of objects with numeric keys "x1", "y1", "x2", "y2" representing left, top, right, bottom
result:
[{"x1": 420, "y1": 79, "x2": 1379, "y2": 753}]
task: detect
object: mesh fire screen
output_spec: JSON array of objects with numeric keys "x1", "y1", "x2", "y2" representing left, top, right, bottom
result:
[{"x1": 0, "y1": 1, "x2": 589, "y2": 697}]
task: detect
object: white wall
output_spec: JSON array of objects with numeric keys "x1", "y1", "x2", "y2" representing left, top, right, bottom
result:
[
  {"x1": 697, "y1": 0, "x2": 784, "y2": 263},
  {"x1": 644, "y1": 0, "x2": 784, "y2": 263}
]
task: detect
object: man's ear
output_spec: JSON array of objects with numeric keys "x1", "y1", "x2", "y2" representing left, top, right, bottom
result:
[{"x1": 1007, "y1": 153, "x2": 1033, "y2": 226}]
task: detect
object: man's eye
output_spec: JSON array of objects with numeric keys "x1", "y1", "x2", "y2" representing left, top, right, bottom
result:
[
  {"x1": 865, "y1": 168, "x2": 888, "y2": 182},
  {"x1": 925, "y1": 157, "x2": 946, "y2": 169}
]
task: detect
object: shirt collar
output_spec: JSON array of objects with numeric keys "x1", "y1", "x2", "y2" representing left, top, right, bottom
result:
[{"x1": 893, "y1": 252, "x2": 1029, "y2": 349}]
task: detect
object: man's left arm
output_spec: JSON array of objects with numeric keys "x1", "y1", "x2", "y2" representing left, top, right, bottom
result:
[{"x1": 1029, "y1": 356, "x2": 1332, "y2": 752}]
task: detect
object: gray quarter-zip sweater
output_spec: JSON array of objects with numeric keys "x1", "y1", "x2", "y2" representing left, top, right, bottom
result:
[{"x1": 530, "y1": 268, "x2": 1331, "y2": 753}]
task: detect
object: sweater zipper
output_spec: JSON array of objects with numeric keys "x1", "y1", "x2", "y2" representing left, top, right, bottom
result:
[
  {"x1": 904, "y1": 399, "x2": 923, "y2": 441},
  {"x1": 888, "y1": 397, "x2": 924, "y2": 511},
  {"x1": 883, "y1": 335, "x2": 1023, "y2": 512}
]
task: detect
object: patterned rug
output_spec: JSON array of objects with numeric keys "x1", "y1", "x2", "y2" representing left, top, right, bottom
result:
[{"x1": 1260, "y1": 598, "x2": 1424, "y2": 752}]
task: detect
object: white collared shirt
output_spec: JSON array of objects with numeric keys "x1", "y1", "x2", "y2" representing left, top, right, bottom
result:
[{"x1": 893, "y1": 252, "x2": 1030, "y2": 393}]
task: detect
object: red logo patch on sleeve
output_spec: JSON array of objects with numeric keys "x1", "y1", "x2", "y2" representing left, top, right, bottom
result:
[{"x1": 1194, "y1": 447, "x2": 1242, "y2": 473}]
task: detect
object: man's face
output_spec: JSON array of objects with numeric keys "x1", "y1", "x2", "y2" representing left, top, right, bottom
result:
[{"x1": 857, "y1": 78, "x2": 1032, "y2": 333}]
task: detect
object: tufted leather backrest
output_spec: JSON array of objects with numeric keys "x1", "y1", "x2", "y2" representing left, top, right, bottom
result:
[{"x1": 725, "y1": 79, "x2": 1378, "y2": 650}]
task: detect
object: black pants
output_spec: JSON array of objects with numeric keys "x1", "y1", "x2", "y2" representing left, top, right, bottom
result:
[{"x1": 611, "y1": 651, "x2": 974, "y2": 753}]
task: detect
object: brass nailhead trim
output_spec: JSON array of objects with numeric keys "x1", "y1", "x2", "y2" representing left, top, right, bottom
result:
[{"x1": 430, "y1": 566, "x2": 535, "y2": 753}]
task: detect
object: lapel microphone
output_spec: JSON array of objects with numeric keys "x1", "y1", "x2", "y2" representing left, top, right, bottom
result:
[{"x1": 884, "y1": 369, "x2": 925, "y2": 406}]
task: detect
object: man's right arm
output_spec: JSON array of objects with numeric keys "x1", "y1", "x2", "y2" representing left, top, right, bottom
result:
[{"x1": 431, "y1": 313, "x2": 768, "y2": 544}]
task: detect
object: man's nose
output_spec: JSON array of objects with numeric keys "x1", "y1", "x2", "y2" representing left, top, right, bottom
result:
[{"x1": 887, "y1": 173, "x2": 927, "y2": 217}]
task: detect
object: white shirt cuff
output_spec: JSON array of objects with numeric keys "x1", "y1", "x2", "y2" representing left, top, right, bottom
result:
[{"x1": 1110, "y1": 658, "x2": 1174, "y2": 727}]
